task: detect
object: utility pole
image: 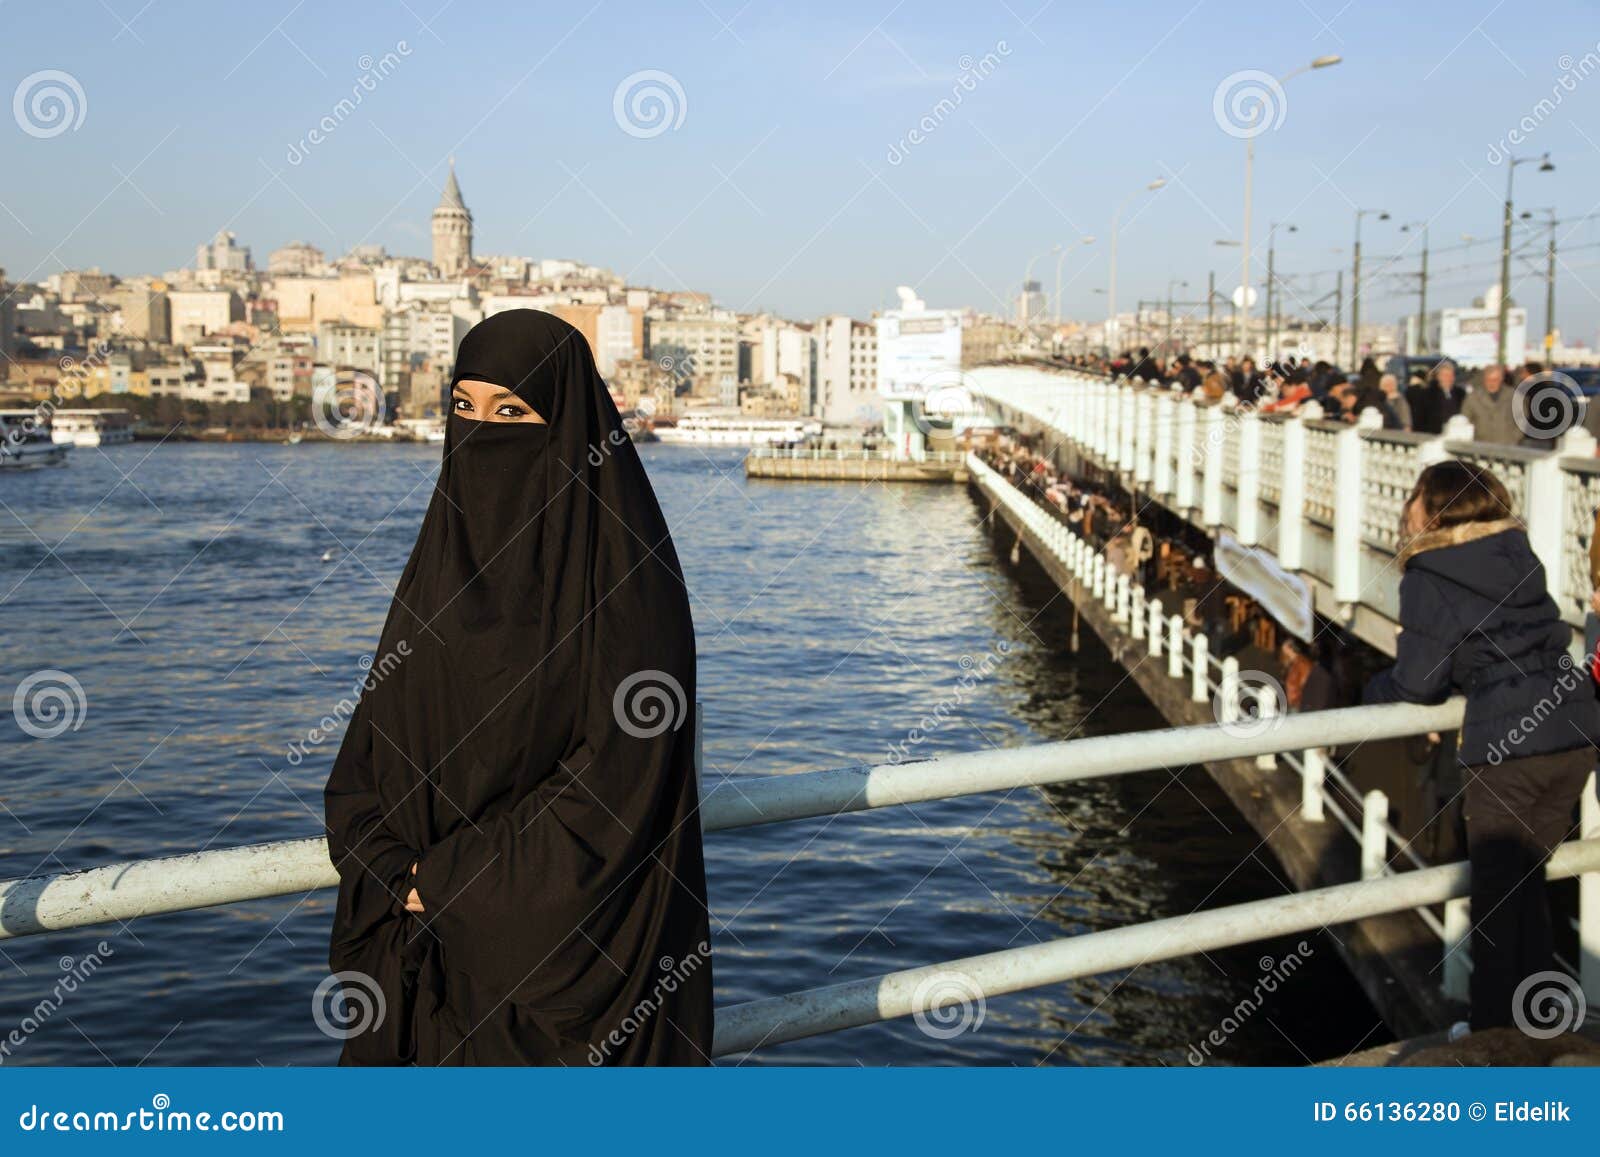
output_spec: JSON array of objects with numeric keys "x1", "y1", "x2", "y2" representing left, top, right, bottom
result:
[
  {"x1": 1333, "y1": 270, "x2": 1343, "y2": 362},
  {"x1": 1498, "y1": 153, "x2": 1554, "y2": 366},
  {"x1": 1419, "y1": 236, "x2": 1428, "y2": 356},
  {"x1": 1207, "y1": 271, "x2": 1216, "y2": 361},
  {"x1": 1546, "y1": 215, "x2": 1557, "y2": 361}
]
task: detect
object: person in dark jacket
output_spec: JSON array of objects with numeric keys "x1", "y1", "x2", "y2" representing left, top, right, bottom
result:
[
  {"x1": 1406, "y1": 361, "x2": 1466, "y2": 435},
  {"x1": 1365, "y1": 460, "x2": 1599, "y2": 1033}
]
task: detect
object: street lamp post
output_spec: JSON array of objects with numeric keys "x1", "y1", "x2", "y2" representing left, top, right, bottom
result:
[
  {"x1": 1239, "y1": 54, "x2": 1340, "y2": 362},
  {"x1": 1054, "y1": 236, "x2": 1096, "y2": 327},
  {"x1": 1349, "y1": 207, "x2": 1389, "y2": 368},
  {"x1": 1108, "y1": 178, "x2": 1166, "y2": 354},
  {"x1": 1498, "y1": 153, "x2": 1554, "y2": 366}
]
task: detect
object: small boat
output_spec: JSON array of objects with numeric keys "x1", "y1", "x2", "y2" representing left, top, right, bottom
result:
[
  {"x1": 49, "y1": 408, "x2": 136, "y2": 446},
  {"x1": 285, "y1": 432, "x2": 303, "y2": 445},
  {"x1": 0, "y1": 410, "x2": 72, "y2": 468},
  {"x1": 655, "y1": 413, "x2": 823, "y2": 447}
]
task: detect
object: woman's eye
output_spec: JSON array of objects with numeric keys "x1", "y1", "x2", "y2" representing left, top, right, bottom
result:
[
  {"x1": 452, "y1": 397, "x2": 473, "y2": 412},
  {"x1": 495, "y1": 404, "x2": 529, "y2": 418}
]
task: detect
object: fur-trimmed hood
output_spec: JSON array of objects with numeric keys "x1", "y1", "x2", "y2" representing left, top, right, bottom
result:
[{"x1": 1396, "y1": 517, "x2": 1522, "y2": 569}]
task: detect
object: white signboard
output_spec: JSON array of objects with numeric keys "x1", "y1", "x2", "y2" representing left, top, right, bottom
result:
[
  {"x1": 876, "y1": 309, "x2": 963, "y2": 398},
  {"x1": 1437, "y1": 306, "x2": 1527, "y2": 368}
]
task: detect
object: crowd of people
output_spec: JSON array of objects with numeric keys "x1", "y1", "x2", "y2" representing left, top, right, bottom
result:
[
  {"x1": 1053, "y1": 348, "x2": 1590, "y2": 447},
  {"x1": 975, "y1": 430, "x2": 1597, "y2": 1040}
]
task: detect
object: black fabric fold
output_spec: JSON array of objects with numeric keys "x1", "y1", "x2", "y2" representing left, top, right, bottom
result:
[{"x1": 324, "y1": 309, "x2": 711, "y2": 1065}]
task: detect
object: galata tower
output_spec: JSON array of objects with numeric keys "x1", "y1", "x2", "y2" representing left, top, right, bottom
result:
[{"x1": 431, "y1": 159, "x2": 472, "y2": 276}]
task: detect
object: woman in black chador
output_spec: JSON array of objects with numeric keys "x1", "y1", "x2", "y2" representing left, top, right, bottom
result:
[{"x1": 324, "y1": 310, "x2": 712, "y2": 1065}]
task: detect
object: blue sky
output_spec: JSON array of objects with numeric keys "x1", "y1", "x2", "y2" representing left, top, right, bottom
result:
[{"x1": 7, "y1": 0, "x2": 1600, "y2": 340}]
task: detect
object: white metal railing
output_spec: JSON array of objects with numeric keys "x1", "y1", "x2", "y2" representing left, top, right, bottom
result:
[
  {"x1": 2, "y1": 451, "x2": 1597, "y2": 1058},
  {"x1": 967, "y1": 451, "x2": 1600, "y2": 1009},
  {"x1": 968, "y1": 365, "x2": 1600, "y2": 633},
  {"x1": 746, "y1": 447, "x2": 966, "y2": 463}
]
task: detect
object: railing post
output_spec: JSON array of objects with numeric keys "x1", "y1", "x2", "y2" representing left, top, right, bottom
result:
[
  {"x1": 1523, "y1": 430, "x2": 1590, "y2": 611},
  {"x1": 1333, "y1": 422, "x2": 1365, "y2": 606},
  {"x1": 1175, "y1": 401, "x2": 1198, "y2": 513},
  {"x1": 1104, "y1": 565, "x2": 1119, "y2": 612},
  {"x1": 1134, "y1": 390, "x2": 1154, "y2": 485},
  {"x1": 1300, "y1": 747, "x2": 1325, "y2": 822},
  {"x1": 1278, "y1": 415, "x2": 1306, "y2": 570},
  {"x1": 1219, "y1": 656, "x2": 1240, "y2": 722},
  {"x1": 1200, "y1": 407, "x2": 1223, "y2": 527},
  {"x1": 1152, "y1": 395, "x2": 1173, "y2": 497},
  {"x1": 1191, "y1": 634, "x2": 1209, "y2": 702},
  {"x1": 1118, "y1": 386, "x2": 1136, "y2": 472},
  {"x1": 1254, "y1": 691, "x2": 1277, "y2": 769},
  {"x1": 1583, "y1": 770, "x2": 1599, "y2": 1007},
  {"x1": 1442, "y1": 897, "x2": 1472, "y2": 1002},
  {"x1": 1091, "y1": 554, "x2": 1105, "y2": 600},
  {"x1": 1168, "y1": 615, "x2": 1184, "y2": 679},
  {"x1": 1147, "y1": 597, "x2": 1163, "y2": 655},
  {"x1": 1237, "y1": 409, "x2": 1261, "y2": 545},
  {"x1": 1361, "y1": 789, "x2": 1389, "y2": 880},
  {"x1": 1130, "y1": 582, "x2": 1145, "y2": 638},
  {"x1": 1114, "y1": 573, "x2": 1130, "y2": 622}
]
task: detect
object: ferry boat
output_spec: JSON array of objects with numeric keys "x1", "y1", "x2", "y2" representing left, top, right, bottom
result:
[
  {"x1": 50, "y1": 408, "x2": 135, "y2": 446},
  {"x1": 654, "y1": 414, "x2": 823, "y2": 447},
  {"x1": 0, "y1": 410, "x2": 71, "y2": 468}
]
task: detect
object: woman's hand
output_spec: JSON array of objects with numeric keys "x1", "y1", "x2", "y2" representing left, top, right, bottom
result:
[
  {"x1": 1588, "y1": 588, "x2": 1600, "y2": 616},
  {"x1": 405, "y1": 862, "x2": 424, "y2": 914}
]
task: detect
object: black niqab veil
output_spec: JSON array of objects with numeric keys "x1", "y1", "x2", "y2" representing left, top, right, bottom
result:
[{"x1": 324, "y1": 310, "x2": 711, "y2": 1065}]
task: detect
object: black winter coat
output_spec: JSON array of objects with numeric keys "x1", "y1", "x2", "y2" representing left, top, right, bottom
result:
[{"x1": 1364, "y1": 519, "x2": 1599, "y2": 766}]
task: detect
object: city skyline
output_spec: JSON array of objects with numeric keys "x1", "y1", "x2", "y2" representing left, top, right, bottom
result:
[{"x1": 7, "y1": 3, "x2": 1600, "y2": 339}]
